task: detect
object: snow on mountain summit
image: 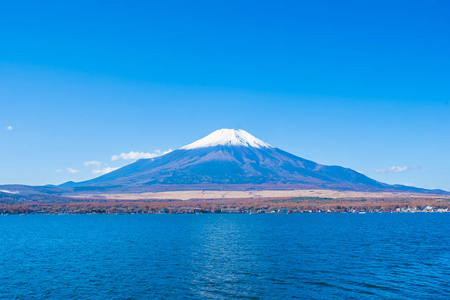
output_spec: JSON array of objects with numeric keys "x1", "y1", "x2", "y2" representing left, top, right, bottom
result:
[{"x1": 180, "y1": 129, "x2": 273, "y2": 150}]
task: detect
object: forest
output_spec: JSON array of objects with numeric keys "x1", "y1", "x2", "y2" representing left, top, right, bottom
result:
[{"x1": 0, "y1": 193, "x2": 448, "y2": 214}]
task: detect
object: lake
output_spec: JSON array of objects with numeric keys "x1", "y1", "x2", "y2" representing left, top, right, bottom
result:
[{"x1": 0, "y1": 213, "x2": 448, "y2": 299}]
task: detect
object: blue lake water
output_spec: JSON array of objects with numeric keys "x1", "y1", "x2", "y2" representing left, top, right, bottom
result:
[{"x1": 0, "y1": 213, "x2": 449, "y2": 299}]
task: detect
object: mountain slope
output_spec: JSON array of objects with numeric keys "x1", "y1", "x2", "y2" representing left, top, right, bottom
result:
[{"x1": 63, "y1": 129, "x2": 438, "y2": 193}]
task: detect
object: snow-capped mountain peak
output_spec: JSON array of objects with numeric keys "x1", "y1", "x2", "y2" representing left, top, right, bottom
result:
[
  {"x1": 70, "y1": 128, "x2": 433, "y2": 194},
  {"x1": 180, "y1": 129, "x2": 273, "y2": 150}
]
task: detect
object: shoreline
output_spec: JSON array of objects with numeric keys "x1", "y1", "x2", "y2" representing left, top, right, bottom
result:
[
  {"x1": 2, "y1": 211, "x2": 449, "y2": 216},
  {"x1": 2, "y1": 190, "x2": 449, "y2": 215},
  {"x1": 1, "y1": 200, "x2": 448, "y2": 215}
]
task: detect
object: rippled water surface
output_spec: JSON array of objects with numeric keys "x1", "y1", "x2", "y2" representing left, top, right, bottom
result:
[{"x1": 0, "y1": 213, "x2": 449, "y2": 299}]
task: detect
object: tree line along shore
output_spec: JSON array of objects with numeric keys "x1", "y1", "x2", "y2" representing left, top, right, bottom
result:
[{"x1": 0, "y1": 196, "x2": 448, "y2": 215}]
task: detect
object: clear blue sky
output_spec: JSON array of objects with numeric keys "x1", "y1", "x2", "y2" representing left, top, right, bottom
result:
[{"x1": 1, "y1": 0, "x2": 449, "y2": 190}]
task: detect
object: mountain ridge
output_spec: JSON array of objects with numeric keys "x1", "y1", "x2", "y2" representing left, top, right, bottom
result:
[{"x1": 58, "y1": 129, "x2": 445, "y2": 194}]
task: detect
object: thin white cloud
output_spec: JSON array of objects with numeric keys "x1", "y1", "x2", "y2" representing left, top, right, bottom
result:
[
  {"x1": 92, "y1": 167, "x2": 119, "y2": 175},
  {"x1": 375, "y1": 165, "x2": 421, "y2": 174},
  {"x1": 56, "y1": 169, "x2": 62, "y2": 173},
  {"x1": 84, "y1": 161, "x2": 102, "y2": 167},
  {"x1": 111, "y1": 149, "x2": 173, "y2": 161},
  {"x1": 391, "y1": 166, "x2": 407, "y2": 173},
  {"x1": 67, "y1": 168, "x2": 80, "y2": 174},
  {"x1": 6, "y1": 126, "x2": 13, "y2": 130}
]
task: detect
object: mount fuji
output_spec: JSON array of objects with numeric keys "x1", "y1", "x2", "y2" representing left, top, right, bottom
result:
[{"x1": 62, "y1": 129, "x2": 436, "y2": 194}]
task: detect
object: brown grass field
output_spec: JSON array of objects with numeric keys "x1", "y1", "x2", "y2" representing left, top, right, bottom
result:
[{"x1": 72, "y1": 189, "x2": 450, "y2": 201}]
